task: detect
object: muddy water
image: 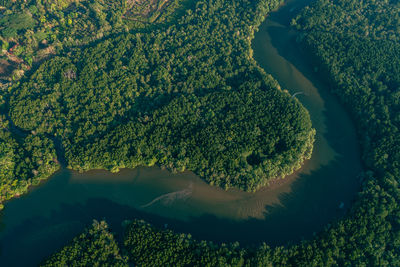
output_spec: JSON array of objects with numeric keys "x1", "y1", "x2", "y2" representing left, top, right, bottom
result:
[{"x1": 0, "y1": 0, "x2": 362, "y2": 265}]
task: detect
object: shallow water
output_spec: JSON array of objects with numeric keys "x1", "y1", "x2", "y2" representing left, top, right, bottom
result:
[{"x1": 0, "y1": 0, "x2": 362, "y2": 265}]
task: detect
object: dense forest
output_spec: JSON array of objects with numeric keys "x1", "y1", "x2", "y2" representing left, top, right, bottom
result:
[
  {"x1": 43, "y1": 0, "x2": 400, "y2": 265},
  {"x1": 0, "y1": 112, "x2": 59, "y2": 208},
  {"x1": 0, "y1": 0, "x2": 187, "y2": 83},
  {"x1": 41, "y1": 220, "x2": 128, "y2": 266},
  {"x1": 285, "y1": 1, "x2": 400, "y2": 263},
  {"x1": 66, "y1": 86, "x2": 314, "y2": 190},
  {"x1": 7, "y1": 0, "x2": 313, "y2": 192},
  {"x1": 42, "y1": 219, "x2": 249, "y2": 266},
  {"x1": 1, "y1": 0, "x2": 399, "y2": 265}
]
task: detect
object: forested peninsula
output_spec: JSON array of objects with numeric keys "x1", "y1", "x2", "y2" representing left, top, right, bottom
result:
[
  {"x1": 1, "y1": 0, "x2": 399, "y2": 266},
  {"x1": 1, "y1": 0, "x2": 314, "y2": 210}
]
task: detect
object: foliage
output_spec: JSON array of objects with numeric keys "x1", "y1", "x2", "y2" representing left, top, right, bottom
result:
[
  {"x1": 258, "y1": 0, "x2": 400, "y2": 265},
  {"x1": 0, "y1": 0, "x2": 188, "y2": 87},
  {"x1": 65, "y1": 83, "x2": 314, "y2": 191},
  {"x1": 123, "y1": 219, "x2": 247, "y2": 266},
  {"x1": 124, "y1": 0, "x2": 187, "y2": 25},
  {"x1": 0, "y1": 12, "x2": 36, "y2": 38},
  {"x1": 41, "y1": 220, "x2": 128, "y2": 267},
  {"x1": 9, "y1": 0, "x2": 313, "y2": 191},
  {"x1": 292, "y1": 0, "x2": 400, "y2": 42},
  {"x1": 39, "y1": 0, "x2": 400, "y2": 266},
  {"x1": 0, "y1": 115, "x2": 59, "y2": 208}
]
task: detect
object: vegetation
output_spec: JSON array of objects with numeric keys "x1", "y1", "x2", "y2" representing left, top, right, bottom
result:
[
  {"x1": 0, "y1": 114, "x2": 59, "y2": 208},
  {"x1": 41, "y1": 220, "x2": 128, "y2": 266},
  {"x1": 8, "y1": 0, "x2": 313, "y2": 191},
  {"x1": 65, "y1": 85, "x2": 314, "y2": 190},
  {"x1": 123, "y1": 219, "x2": 247, "y2": 266},
  {"x1": 6, "y1": 0, "x2": 400, "y2": 265},
  {"x1": 45, "y1": 0, "x2": 400, "y2": 265},
  {"x1": 279, "y1": 2, "x2": 400, "y2": 263},
  {"x1": 124, "y1": 0, "x2": 189, "y2": 25},
  {"x1": 0, "y1": 0, "x2": 187, "y2": 86}
]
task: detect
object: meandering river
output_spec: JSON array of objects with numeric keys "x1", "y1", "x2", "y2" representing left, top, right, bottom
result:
[{"x1": 0, "y1": 0, "x2": 362, "y2": 265}]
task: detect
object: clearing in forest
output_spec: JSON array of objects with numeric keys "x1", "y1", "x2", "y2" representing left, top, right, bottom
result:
[{"x1": 124, "y1": 0, "x2": 171, "y2": 23}]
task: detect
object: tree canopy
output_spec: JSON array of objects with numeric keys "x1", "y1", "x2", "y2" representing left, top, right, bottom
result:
[
  {"x1": 8, "y1": 0, "x2": 313, "y2": 191},
  {"x1": 4, "y1": 0, "x2": 400, "y2": 265},
  {"x1": 41, "y1": 220, "x2": 128, "y2": 267}
]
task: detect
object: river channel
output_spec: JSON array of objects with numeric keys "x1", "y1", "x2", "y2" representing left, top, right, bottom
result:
[{"x1": 0, "y1": 0, "x2": 362, "y2": 265}]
